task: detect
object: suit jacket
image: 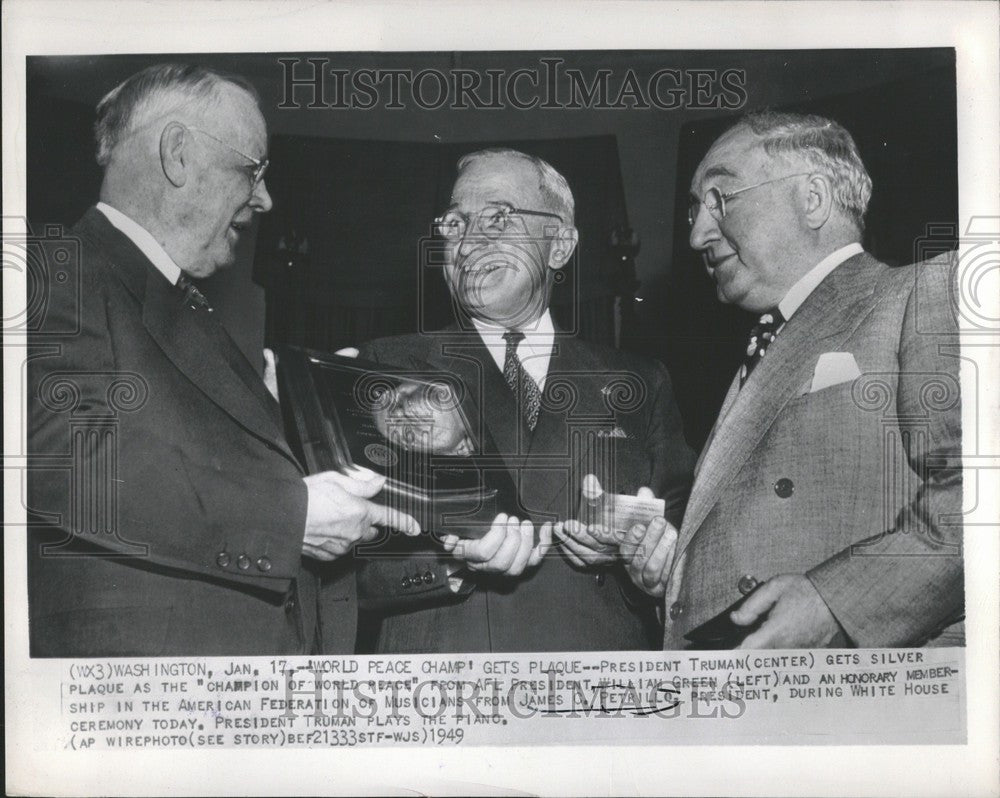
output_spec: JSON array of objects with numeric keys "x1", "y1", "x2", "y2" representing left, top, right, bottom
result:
[
  {"x1": 27, "y1": 208, "x2": 356, "y2": 656},
  {"x1": 663, "y1": 252, "x2": 963, "y2": 649},
  {"x1": 360, "y1": 324, "x2": 696, "y2": 653}
]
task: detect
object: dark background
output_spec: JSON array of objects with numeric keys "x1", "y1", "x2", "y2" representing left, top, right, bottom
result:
[{"x1": 26, "y1": 50, "x2": 957, "y2": 448}]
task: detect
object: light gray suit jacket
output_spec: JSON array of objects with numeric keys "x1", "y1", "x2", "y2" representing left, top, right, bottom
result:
[{"x1": 663, "y1": 251, "x2": 963, "y2": 649}]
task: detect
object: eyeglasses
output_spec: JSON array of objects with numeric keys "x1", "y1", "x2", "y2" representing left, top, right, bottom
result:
[
  {"x1": 434, "y1": 201, "x2": 563, "y2": 242},
  {"x1": 186, "y1": 125, "x2": 269, "y2": 188},
  {"x1": 687, "y1": 172, "x2": 811, "y2": 226}
]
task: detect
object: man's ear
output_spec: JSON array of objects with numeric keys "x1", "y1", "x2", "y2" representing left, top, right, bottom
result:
[
  {"x1": 160, "y1": 123, "x2": 188, "y2": 187},
  {"x1": 547, "y1": 225, "x2": 579, "y2": 270},
  {"x1": 803, "y1": 173, "x2": 834, "y2": 230}
]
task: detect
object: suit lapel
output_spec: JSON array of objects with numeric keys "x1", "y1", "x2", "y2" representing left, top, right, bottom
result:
[
  {"x1": 694, "y1": 371, "x2": 741, "y2": 478},
  {"x1": 524, "y1": 338, "x2": 603, "y2": 515},
  {"x1": 415, "y1": 325, "x2": 592, "y2": 518},
  {"x1": 82, "y1": 208, "x2": 295, "y2": 463},
  {"x1": 674, "y1": 253, "x2": 884, "y2": 563},
  {"x1": 417, "y1": 327, "x2": 531, "y2": 477},
  {"x1": 140, "y1": 274, "x2": 292, "y2": 457},
  {"x1": 400, "y1": 324, "x2": 615, "y2": 519}
]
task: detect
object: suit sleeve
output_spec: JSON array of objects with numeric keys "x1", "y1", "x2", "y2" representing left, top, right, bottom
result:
[
  {"x1": 354, "y1": 337, "x2": 473, "y2": 606},
  {"x1": 806, "y1": 256, "x2": 964, "y2": 646},
  {"x1": 646, "y1": 362, "x2": 697, "y2": 529},
  {"x1": 28, "y1": 253, "x2": 306, "y2": 594}
]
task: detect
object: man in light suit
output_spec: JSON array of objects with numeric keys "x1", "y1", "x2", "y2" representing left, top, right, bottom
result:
[
  {"x1": 360, "y1": 149, "x2": 696, "y2": 652},
  {"x1": 28, "y1": 64, "x2": 419, "y2": 656},
  {"x1": 624, "y1": 111, "x2": 963, "y2": 649}
]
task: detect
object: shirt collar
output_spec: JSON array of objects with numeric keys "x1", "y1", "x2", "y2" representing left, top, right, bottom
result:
[
  {"x1": 778, "y1": 242, "x2": 864, "y2": 320},
  {"x1": 96, "y1": 202, "x2": 183, "y2": 286},
  {"x1": 470, "y1": 310, "x2": 555, "y2": 389},
  {"x1": 470, "y1": 310, "x2": 555, "y2": 342}
]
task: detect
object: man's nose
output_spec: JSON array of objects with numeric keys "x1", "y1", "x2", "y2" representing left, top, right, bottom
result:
[
  {"x1": 250, "y1": 178, "x2": 273, "y2": 213},
  {"x1": 457, "y1": 228, "x2": 488, "y2": 258},
  {"x1": 688, "y1": 205, "x2": 719, "y2": 251}
]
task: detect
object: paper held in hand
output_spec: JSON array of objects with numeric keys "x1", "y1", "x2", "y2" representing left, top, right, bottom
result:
[{"x1": 577, "y1": 474, "x2": 665, "y2": 538}]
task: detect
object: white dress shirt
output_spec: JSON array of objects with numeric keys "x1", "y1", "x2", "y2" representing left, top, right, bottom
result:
[
  {"x1": 96, "y1": 202, "x2": 183, "y2": 286},
  {"x1": 471, "y1": 310, "x2": 555, "y2": 391}
]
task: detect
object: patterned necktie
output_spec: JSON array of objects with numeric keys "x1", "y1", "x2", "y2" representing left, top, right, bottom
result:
[
  {"x1": 176, "y1": 273, "x2": 212, "y2": 312},
  {"x1": 502, "y1": 330, "x2": 542, "y2": 431},
  {"x1": 739, "y1": 307, "x2": 784, "y2": 387}
]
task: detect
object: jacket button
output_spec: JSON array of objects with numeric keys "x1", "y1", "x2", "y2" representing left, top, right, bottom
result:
[
  {"x1": 668, "y1": 601, "x2": 685, "y2": 620},
  {"x1": 401, "y1": 576, "x2": 411, "y2": 589},
  {"x1": 738, "y1": 575, "x2": 759, "y2": 595},
  {"x1": 284, "y1": 597, "x2": 296, "y2": 614},
  {"x1": 236, "y1": 554, "x2": 251, "y2": 570},
  {"x1": 423, "y1": 571, "x2": 434, "y2": 584},
  {"x1": 215, "y1": 552, "x2": 230, "y2": 568},
  {"x1": 413, "y1": 573, "x2": 423, "y2": 585},
  {"x1": 256, "y1": 557, "x2": 272, "y2": 572},
  {"x1": 773, "y1": 478, "x2": 794, "y2": 498}
]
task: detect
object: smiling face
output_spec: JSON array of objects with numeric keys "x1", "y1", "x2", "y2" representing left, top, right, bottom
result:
[
  {"x1": 442, "y1": 155, "x2": 569, "y2": 329},
  {"x1": 174, "y1": 84, "x2": 272, "y2": 278},
  {"x1": 688, "y1": 126, "x2": 810, "y2": 313}
]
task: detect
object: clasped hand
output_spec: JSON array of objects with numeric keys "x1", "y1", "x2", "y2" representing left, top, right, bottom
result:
[
  {"x1": 557, "y1": 512, "x2": 678, "y2": 597},
  {"x1": 553, "y1": 477, "x2": 678, "y2": 598},
  {"x1": 441, "y1": 514, "x2": 552, "y2": 577}
]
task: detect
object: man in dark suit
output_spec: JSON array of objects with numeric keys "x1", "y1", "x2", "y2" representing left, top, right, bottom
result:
[
  {"x1": 27, "y1": 63, "x2": 419, "y2": 657},
  {"x1": 360, "y1": 148, "x2": 695, "y2": 653},
  {"x1": 622, "y1": 111, "x2": 963, "y2": 649}
]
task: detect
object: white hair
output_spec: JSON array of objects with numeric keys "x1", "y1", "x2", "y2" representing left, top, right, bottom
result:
[
  {"x1": 456, "y1": 148, "x2": 575, "y2": 226},
  {"x1": 735, "y1": 110, "x2": 873, "y2": 230},
  {"x1": 94, "y1": 63, "x2": 260, "y2": 166}
]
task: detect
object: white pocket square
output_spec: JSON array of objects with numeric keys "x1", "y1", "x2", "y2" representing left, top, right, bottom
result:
[{"x1": 809, "y1": 352, "x2": 861, "y2": 392}]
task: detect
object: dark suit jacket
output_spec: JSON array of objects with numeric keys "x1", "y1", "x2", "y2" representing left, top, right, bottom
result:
[
  {"x1": 360, "y1": 324, "x2": 696, "y2": 653},
  {"x1": 27, "y1": 208, "x2": 356, "y2": 656},
  {"x1": 664, "y1": 252, "x2": 964, "y2": 648}
]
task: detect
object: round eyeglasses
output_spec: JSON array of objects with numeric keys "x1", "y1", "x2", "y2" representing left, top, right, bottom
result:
[
  {"x1": 186, "y1": 125, "x2": 269, "y2": 189},
  {"x1": 434, "y1": 201, "x2": 563, "y2": 241},
  {"x1": 688, "y1": 172, "x2": 811, "y2": 226}
]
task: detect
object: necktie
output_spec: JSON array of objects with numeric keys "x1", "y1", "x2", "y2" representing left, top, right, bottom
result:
[
  {"x1": 502, "y1": 330, "x2": 542, "y2": 431},
  {"x1": 739, "y1": 308, "x2": 784, "y2": 387},
  {"x1": 176, "y1": 273, "x2": 212, "y2": 312}
]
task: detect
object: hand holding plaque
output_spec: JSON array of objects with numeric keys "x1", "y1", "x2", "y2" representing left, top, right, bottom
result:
[{"x1": 301, "y1": 467, "x2": 422, "y2": 561}]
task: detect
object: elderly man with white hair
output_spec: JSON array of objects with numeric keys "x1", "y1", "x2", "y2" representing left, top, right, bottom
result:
[
  {"x1": 622, "y1": 111, "x2": 963, "y2": 650},
  {"x1": 28, "y1": 63, "x2": 420, "y2": 657},
  {"x1": 359, "y1": 148, "x2": 696, "y2": 653}
]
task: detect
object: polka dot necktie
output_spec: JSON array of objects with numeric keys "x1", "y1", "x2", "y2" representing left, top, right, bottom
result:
[
  {"x1": 502, "y1": 330, "x2": 542, "y2": 431},
  {"x1": 739, "y1": 308, "x2": 784, "y2": 387}
]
